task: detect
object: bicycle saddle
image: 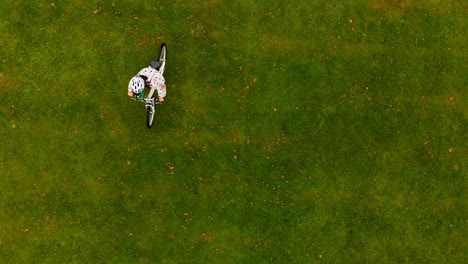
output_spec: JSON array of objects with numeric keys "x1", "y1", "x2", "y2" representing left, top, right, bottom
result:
[{"x1": 150, "y1": 61, "x2": 161, "y2": 70}]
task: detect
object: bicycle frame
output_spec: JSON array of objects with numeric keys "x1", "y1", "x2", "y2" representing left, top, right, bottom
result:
[
  {"x1": 144, "y1": 97, "x2": 155, "y2": 109},
  {"x1": 147, "y1": 86, "x2": 158, "y2": 101}
]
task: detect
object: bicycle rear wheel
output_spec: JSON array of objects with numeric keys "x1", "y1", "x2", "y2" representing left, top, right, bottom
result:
[{"x1": 157, "y1": 43, "x2": 167, "y2": 75}]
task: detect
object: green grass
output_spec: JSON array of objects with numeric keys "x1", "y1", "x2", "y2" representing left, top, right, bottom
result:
[{"x1": 0, "y1": 0, "x2": 466, "y2": 263}]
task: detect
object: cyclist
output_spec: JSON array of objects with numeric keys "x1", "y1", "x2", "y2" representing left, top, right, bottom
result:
[{"x1": 128, "y1": 65, "x2": 166, "y2": 102}]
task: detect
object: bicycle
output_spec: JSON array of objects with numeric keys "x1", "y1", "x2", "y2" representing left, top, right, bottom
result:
[{"x1": 132, "y1": 43, "x2": 167, "y2": 128}]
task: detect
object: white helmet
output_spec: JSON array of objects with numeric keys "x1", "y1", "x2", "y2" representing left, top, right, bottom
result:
[{"x1": 129, "y1": 76, "x2": 145, "y2": 93}]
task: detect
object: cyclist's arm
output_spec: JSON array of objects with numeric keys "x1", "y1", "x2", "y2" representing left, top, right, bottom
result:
[{"x1": 157, "y1": 84, "x2": 166, "y2": 102}]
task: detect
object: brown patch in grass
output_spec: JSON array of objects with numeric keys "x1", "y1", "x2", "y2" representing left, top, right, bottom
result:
[
  {"x1": 370, "y1": 0, "x2": 415, "y2": 16},
  {"x1": 262, "y1": 35, "x2": 296, "y2": 50},
  {"x1": 369, "y1": 0, "x2": 457, "y2": 16},
  {"x1": 164, "y1": 162, "x2": 175, "y2": 174},
  {"x1": 230, "y1": 130, "x2": 250, "y2": 145},
  {"x1": 111, "y1": 128, "x2": 128, "y2": 139},
  {"x1": 0, "y1": 73, "x2": 10, "y2": 93},
  {"x1": 260, "y1": 34, "x2": 314, "y2": 63},
  {"x1": 201, "y1": 232, "x2": 212, "y2": 242}
]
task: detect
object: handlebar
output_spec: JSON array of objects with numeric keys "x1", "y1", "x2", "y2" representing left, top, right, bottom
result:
[{"x1": 130, "y1": 96, "x2": 162, "y2": 105}]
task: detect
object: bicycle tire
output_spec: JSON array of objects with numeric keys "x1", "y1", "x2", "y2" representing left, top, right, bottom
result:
[
  {"x1": 156, "y1": 43, "x2": 167, "y2": 74},
  {"x1": 146, "y1": 105, "x2": 155, "y2": 128}
]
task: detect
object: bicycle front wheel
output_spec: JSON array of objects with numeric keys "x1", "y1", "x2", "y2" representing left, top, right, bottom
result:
[{"x1": 146, "y1": 105, "x2": 155, "y2": 128}]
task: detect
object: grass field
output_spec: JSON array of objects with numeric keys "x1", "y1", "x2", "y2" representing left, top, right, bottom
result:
[{"x1": 0, "y1": 0, "x2": 466, "y2": 263}]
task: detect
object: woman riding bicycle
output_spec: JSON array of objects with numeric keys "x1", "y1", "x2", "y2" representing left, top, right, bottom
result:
[{"x1": 128, "y1": 65, "x2": 167, "y2": 102}]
